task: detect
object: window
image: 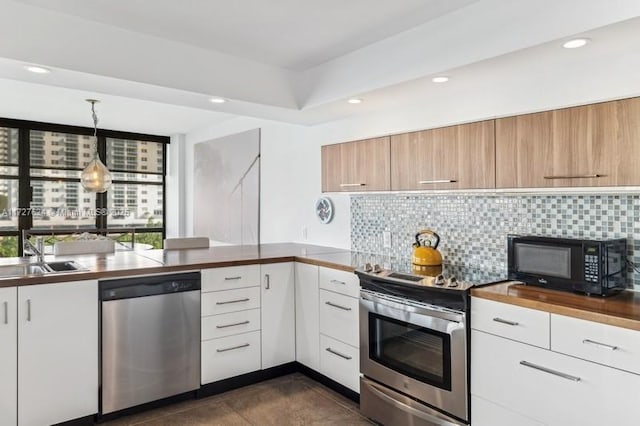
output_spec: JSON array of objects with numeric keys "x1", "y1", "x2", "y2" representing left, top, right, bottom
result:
[{"x1": 0, "y1": 119, "x2": 168, "y2": 256}]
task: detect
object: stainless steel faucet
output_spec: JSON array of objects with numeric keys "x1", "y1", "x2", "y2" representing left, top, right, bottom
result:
[{"x1": 22, "y1": 230, "x2": 44, "y2": 263}]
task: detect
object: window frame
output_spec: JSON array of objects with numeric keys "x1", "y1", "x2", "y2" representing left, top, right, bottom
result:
[{"x1": 0, "y1": 117, "x2": 169, "y2": 256}]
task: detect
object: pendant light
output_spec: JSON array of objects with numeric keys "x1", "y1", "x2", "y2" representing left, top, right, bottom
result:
[{"x1": 81, "y1": 99, "x2": 112, "y2": 193}]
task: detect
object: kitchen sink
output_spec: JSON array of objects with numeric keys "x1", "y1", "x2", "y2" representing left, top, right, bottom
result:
[{"x1": 0, "y1": 261, "x2": 87, "y2": 278}]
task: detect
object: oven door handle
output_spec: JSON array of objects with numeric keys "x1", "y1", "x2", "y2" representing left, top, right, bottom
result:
[
  {"x1": 360, "y1": 290, "x2": 464, "y2": 324},
  {"x1": 363, "y1": 379, "x2": 464, "y2": 425}
]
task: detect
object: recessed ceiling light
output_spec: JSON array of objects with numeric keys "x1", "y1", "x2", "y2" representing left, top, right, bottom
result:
[
  {"x1": 347, "y1": 98, "x2": 363, "y2": 104},
  {"x1": 432, "y1": 76, "x2": 449, "y2": 83},
  {"x1": 562, "y1": 38, "x2": 589, "y2": 49},
  {"x1": 24, "y1": 65, "x2": 51, "y2": 74},
  {"x1": 210, "y1": 97, "x2": 226, "y2": 104}
]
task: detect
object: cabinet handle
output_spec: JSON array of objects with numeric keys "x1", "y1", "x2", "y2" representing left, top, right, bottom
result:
[
  {"x1": 330, "y1": 279, "x2": 346, "y2": 285},
  {"x1": 265, "y1": 274, "x2": 270, "y2": 290},
  {"x1": 3, "y1": 301, "x2": 7, "y2": 325},
  {"x1": 224, "y1": 276, "x2": 242, "y2": 281},
  {"x1": 543, "y1": 174, "x2": 602, "y2": 180},
  {"x1": 418, "y1": 179, "x2": 457, "y2": 184},
  {"x1": 493, "y1": 317, "x2": 519, "y2": 326},
  {"x1": 216, "y1": 320, "x2": 250, "y2": 329},
  {"x1": 326, "y1": 347, "x2": 352, "y2": 360},
  {"x1": 520, "y1": 360, "x2": 581, "y2": 382},
  {"x1": 339, "y1": 183, "x2": 365, "y2": 188},
  {"x1": 582, "y1": 339, "x2": 618, "y2": 351},
  {"x1": 325, "y1": 301, "x2": 352, "y2": 311},
  {"x1": 216, "y1": 298, "x2": 250, "y2": 305},
  {"x1": 26, "y1": 299, "x2": 31, "y2": 322},
  {"x1": 217, "y1": 343, "x2": 250, "y2": 353}
]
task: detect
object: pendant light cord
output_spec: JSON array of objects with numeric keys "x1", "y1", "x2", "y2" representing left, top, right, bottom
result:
[{"x1": 88, "y1": 99, "x2": 99, "y2": 157}]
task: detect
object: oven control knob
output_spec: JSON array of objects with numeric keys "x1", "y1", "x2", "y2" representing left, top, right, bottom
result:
[
  {"x1": 434, "y1": 274, "x2": 445, "y2": 286},
  {"x1": 373, "y1": 264, "x2": 383, "y2": 274},
  {"x1": 447, "y1": 276, "x2": 458, "y2": 287},
  {"x1": 364, "y1": 263, "x2": 373, "y2": 273}
]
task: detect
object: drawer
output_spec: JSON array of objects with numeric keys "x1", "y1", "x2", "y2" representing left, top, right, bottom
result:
[
  {"x1": 202, "y1": 265, "x2": 260, "y2": 292},
  {"x1": 202, "y1": 308, "x2": 261, "y2": 341},
  {"x1": 202, "y1": 287, "x2": 260, "y2": 316},
  {"x1": 319, "y1": 267, "x2": 359, "y2": 298},
  {"x1": 319, "y1": 334, "x2": 360, "y2": 393},
  {"x1": 471, "y1": 297, "x2": 550, "y2": 348},
  {"x1": 319, "y1": 290, "x2": 359, "y2": 347},
  {"x1": 472, "y1": 330, "x2": 640, "y2": 426},
  {"x1": 551, "y1": 314, "x2": 640, "y2": 375},
  {"x1": 201, "y1": 331, "x2": 261, "y2": 384}
]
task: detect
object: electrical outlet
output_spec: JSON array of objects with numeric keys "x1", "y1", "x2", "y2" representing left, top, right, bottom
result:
[{"x1": 382, "y1": 231, "x2": 391, "y2": 249}]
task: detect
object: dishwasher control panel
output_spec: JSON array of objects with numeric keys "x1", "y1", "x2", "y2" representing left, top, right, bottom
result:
[{"x1": 100, "y1": 271, "x2": 201, "y2": 301}]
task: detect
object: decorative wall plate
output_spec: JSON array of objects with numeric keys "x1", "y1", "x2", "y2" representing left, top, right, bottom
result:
[{"x1": 315, "y1": 197, "x2": 334, "y2": 224}]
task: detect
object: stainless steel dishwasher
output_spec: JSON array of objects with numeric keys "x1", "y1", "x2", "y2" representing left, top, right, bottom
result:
[{"x1": 100, "y1": 272, "x2": 201, "y2": 414}]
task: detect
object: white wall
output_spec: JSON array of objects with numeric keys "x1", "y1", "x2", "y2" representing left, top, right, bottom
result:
[{"x1": 184, "y1": 117, "x2": 351, "y2": 249}]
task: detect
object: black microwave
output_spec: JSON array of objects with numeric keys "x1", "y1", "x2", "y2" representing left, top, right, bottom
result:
[{"x1": 507, "y1": 235, "x2": 627, "y2": 296}]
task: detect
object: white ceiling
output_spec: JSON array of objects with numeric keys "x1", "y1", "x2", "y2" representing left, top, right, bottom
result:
[
  {"x1": 18, "y1": 0, "x2": 478, "y2": 71},
  {"x1": 0, "y1": 0, "x2": 639, "y2": 133}
]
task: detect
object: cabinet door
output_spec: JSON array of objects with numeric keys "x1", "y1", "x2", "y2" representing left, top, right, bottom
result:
[
  {"x1": 261, "y1": 263, "x2": 295, "y2": 369},
  {"x1": 0, "y1": 287, "x2": 16, "y2": 426},
  {"x1": 391, "y1": 121, "x2": 495, "y2": 190},
  {"x1": 321, "y1": 137, "x2": 390, "y2": 192},
  {"x1": 496, "y1": 97, "x2": 640, "y2": 188},
  {"x1": 18, "y1": 280, "x2": 98, "y2": 426},
  {"x1": 295, "y1": 263, "x2": 320, "y2": 370}
]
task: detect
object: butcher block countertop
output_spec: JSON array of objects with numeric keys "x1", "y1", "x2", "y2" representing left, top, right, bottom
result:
[
  {"x1": 0, "y1": 243, "x2": 359, "y2": 287},
  {"x1": 472, "y1": 281, "x2": 640, "y2": 331}
]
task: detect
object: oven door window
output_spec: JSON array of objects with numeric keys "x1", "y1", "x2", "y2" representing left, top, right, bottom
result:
[{"x1": 369, "y1": 313, "x2": 452, "y2": 391}]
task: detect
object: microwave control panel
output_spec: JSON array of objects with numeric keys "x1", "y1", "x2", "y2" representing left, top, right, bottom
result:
[{"x1": 584, "y1": 245, "x2": 600, "y2": 283}]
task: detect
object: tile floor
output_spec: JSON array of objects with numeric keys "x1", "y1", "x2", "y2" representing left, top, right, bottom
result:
[{"x1": 103, "y1": 373, "x2": 373, "y2": 425}]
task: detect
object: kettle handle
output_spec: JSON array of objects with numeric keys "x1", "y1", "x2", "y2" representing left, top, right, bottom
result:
[{"x1": 415, "y1": 229, "x2": 440, "y2": 249}]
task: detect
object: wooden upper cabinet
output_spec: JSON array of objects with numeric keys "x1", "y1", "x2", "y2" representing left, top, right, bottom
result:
[
  {"x1": 321, "y1": 136, "x2": 390, "y2": 192},
  {"x1": 496, "y1": 97, "x2": 640, "y2": 188},
  {"x1": 390, "y1": 120, "x2": 495, "y2": 190}
]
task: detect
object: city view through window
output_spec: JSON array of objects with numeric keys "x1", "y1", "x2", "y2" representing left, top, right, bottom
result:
[{"x1": 0, "y1": 121, "x2": 168, "y2": 257}]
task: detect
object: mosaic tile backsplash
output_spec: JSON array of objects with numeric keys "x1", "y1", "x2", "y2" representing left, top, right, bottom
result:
[{"x1": 350, "y1": 194, "x2": 640, "y2": 288}]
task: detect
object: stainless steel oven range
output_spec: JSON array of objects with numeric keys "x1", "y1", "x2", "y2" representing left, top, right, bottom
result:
[{"x1": 357, "y1": 266, "x2": 503, "y2": 426}]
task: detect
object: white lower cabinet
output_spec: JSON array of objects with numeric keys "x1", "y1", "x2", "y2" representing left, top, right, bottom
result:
[
  {"x1": 472, "y1": 316, "x2": 640, "y2": 426},
  {"x1": 0, "y1": 287, "x2": 17, "y2": 426},
  {"x1": 18, "y1": 280, "x2": 98, "y2": 426},
  {"x1": 319, "y1": 334, "x2": 360, "y2": 392},
  {"x1": 295, "y1": 263, "x2": 320, "y2": 370},
  {"x1": 261, "y1": 262, "x2": 295, "y2": 369},
  {"x1": 202, "y1": 331, "x2": 262, "y2": 383}
]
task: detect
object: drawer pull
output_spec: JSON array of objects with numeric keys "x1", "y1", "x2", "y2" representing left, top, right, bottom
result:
[
  {"x1": 216, "y1": 343, "x2": 250, "y2": 353},
  {"x1": 216, "y1": 298, "x2": 250, "y2": 305},
  {"x1": 543, "y1": 174, "x2": 602, "y2": 180},
  {"x1": 26, "y1": 299, "x2": 31, "y2": 322},
  {"x1": 326, "y1": 347, "x2": 352, "y2": 360},
  {"x1": 325, "y1": 301, "x2": 352, "y2": 311},
  {"x1": 330, "y1": 279, "x2": 346, "y2": 285},
  {"x1": 582, "y1": 339, "x2": 618, "y2": 351},
  {"x1": 224, "y1": 276, "x2": 242, "y2": 281},
  {"x1": 520, "y1": 361, "x2": 581, "y2": 382},
  {"x1": 493, "y1": 317, "x2": 519, "y2": 326},
  {"x1": 418, "y1": 179, "x2": 457, "y2": 184},
  {"x1": 339, "y1": 183, "x2": 365, "y2": 187},
  {"x1": 3, "y1": 301, "x2": 7, "y2": 325},
  {"x1": 216, "y1": 320, "x2": 250, "y2": 329}
]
